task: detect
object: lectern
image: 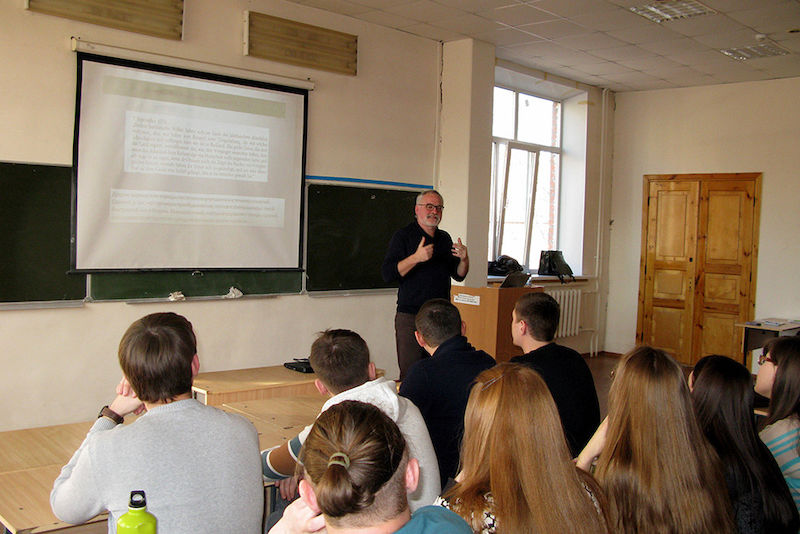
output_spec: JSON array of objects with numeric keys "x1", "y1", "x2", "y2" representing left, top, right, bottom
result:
[{"x1": 452, "y1": 286, "x2": 544, "y2": 362}]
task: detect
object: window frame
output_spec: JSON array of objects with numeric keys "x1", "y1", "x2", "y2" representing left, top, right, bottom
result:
[{"x1": 490, "y1": 86, "x2": 563, "y2": 271}]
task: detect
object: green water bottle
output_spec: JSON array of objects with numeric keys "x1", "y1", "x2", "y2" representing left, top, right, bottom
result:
[{"x1": 116, "y1": 490, "x2": 157, "y2": 533}]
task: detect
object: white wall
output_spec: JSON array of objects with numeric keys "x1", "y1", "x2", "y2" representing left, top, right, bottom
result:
[
  {"x1": 605, "y1": 77, "x2": 800, "y2": 355},
  {"x1": 0, "y1": 0, "x2": 440, "y2": 431}
]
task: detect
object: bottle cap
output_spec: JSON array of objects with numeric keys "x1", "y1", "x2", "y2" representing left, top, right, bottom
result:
[{"x1": 129, "y1": 490, "x2": 147, "y2": 509}]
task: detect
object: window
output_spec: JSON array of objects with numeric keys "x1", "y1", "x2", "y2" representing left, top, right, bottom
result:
[{"x1": 489, "y1": 87, "x2": 561, "y2": 271}]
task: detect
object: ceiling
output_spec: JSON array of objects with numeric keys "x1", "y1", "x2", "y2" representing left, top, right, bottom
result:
[{"x1": 285, "y1": 0, "x2": 800, "y2": 92}]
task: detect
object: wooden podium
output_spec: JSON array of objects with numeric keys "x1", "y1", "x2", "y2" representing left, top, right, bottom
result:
[{"x1": 451, "y1": 286, "x2": 544, "y2": 362}]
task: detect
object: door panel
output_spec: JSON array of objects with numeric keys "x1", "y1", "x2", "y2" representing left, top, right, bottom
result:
[
  {"x1": 692, "y1": 181, "x2": 755, "y2": 363},
  {"x1": 641, "y1": 181, "x2": 698, "y2": 363}
]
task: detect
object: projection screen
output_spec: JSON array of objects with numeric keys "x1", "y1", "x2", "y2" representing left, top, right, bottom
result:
[{"x1": 73, "y1": 53, "x2": 307, "y2": 270}]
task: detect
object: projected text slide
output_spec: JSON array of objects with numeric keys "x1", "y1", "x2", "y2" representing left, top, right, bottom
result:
[
  {"x1": 124, "y1": 111, "x2": 270, "y2": 182},
  {"x1": 110, "y1": 189, "x2": 285, "y2": 227}
]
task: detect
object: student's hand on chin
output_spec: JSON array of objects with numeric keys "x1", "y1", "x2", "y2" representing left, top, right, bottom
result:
[{"x1": 109, "y1": 393, "x2": 145, "y2": 418}]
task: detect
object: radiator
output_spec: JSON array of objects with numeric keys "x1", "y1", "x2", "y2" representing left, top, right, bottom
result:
[{"x1": 545, "y1": 288, "x2": 582, "y2": 338}]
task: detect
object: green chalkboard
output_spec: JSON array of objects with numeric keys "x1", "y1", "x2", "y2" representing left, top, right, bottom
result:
[
  {"x1": 0, "y1": 162, "x2": 87, "y2": 303},
  {"x1": 89, "y1": 270, "x2": 301, "y2": 300},
  {"x1": 306, "y1": 183, "x2": 419, "y2": 291}
]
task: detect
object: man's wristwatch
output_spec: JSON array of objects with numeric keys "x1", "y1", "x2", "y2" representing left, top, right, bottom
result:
[{"x1": 98, "y1": 405, "x2": 124, "y2": 425}]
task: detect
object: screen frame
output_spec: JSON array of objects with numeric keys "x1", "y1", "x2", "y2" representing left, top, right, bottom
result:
[{"x1": 71, "y1": 52, "x2": 308, "y2": 272}]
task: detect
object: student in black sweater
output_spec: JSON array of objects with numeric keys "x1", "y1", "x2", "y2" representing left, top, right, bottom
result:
[
  {"x1": 510, "y1": 292, "x2": 600, "y2": 457},
  {"x1": 399, "y1": 298, "x2": 495, "y2": 487}
]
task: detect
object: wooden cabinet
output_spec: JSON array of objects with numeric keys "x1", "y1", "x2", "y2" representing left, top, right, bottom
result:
[{"x1": 637, "y1": 174, "x2": 761, "y2": 366}]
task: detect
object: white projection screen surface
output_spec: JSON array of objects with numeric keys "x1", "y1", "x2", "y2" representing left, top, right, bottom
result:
[{"x1": 73, "y1": 54, "x2": 307, "y2": 270}]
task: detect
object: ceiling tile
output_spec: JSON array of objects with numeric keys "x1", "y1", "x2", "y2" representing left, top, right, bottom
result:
[
  {"x1": 668, "y1": 49, "x2": 732, "y2": 65},
  {"x1": 617, "y1": 55, "x2": 683, "y2": 70},
  {"x1": 517, "y1": 19, "x2": 589, "y2": 39},
  {"x1": 400, "y1": 22, "x2": 466, "y2": 40},
  {"x1": 553, "y1": 31, "x2": 629, "y2": 51},
  {"x1": 607, "y1": 22, "x2": 683, "y2": 44},
  {"x1": 474, "y1": 26, "x2": 544, "y2": 45},
  {"x1": 701, "y1": 0, "x2": 789, "y2": 13},
  {"x1": 692, "y1": 28, "x2": 764, "y2": 48},
  {"x1": 665, "y1": 13, "x2": 750, "y2": 38},
  {"x1": 297, "y1": 0, "x2": 375, "y2": 15},
  {"x1": 528, "y1": 0, "x2": 620, "y2": 18},
  {"x1": 477, "y1": 4, "x2": 560, "y2": 25},
  {"x1": 726, "y1": 3, "x2": 800, "y2": 34},
  {"x1": 430, "y1": 12, "x2": 502, "y2": 33},
  {"x1": 385, "y1": 1, "x2": 467, "y2": 22},
  {"x1": 590, "y1": 44, "x2": 658, "y2": 61},
  {"x1": 357, "y1": 9, "x2": 420, "y2": 26},
  {"x1": 570, "y1": 7, "x2": 647, "y2": 32},
  {"x1": 656, "y1": 65, "x2": 720, "y2": 84},
  {"x1": 349, "y1": 0, "x2": 417, "y2": 9},
  {"x1": 638, "y1": 37, "x2": 709, "y2": 55},
  {"x1": 746, "y1": 54, "x2": 800, "y2": 76},
  {"x1": 431, "y1": 0, "x2": 522, "y2": 12},
  {"x1": 567, "y1": 60, "x2": 635, "y2": 75}
]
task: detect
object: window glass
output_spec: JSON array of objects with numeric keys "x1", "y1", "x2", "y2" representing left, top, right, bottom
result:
[
  {"x1": 492, "y1": 87, "x2": 515, "y2": 139},
  {"x1": 517, "y1": 93, "x2": 561, "y2": 147},
  {"x1": 528, "y1": 151, "x2": 559, "y2": 266}
]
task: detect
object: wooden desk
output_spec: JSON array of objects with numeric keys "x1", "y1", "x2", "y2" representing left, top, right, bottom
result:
[
  {"x1": 193, "y1": 365, "x2": 385, "y2": 406},
  {"x1": 0, "y1": 423, "x2": 107, "y2": 534},
  {"x1": 735, "y1": 318, "x2": 800, "y2": 366},
  {"x1": 221, "y1": 396, "x2": 325, "y2": 450}
]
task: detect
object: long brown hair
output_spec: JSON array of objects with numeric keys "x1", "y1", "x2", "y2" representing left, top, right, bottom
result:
[
  {"x1": 447, "y1": 363, "x2": 609, "y2": 533},
  {"x1": 299, "y1": 400, "x2": 409, "y2": 529},
  {"x1": 692, "y1": 355, "x2": 799, "y2": 533},
  {"x1": 595, "y1": 346, "x2": 735, "y2": 534},
  {"x1": 762, "y1": 336, "x2": 800, "y2": 428}
]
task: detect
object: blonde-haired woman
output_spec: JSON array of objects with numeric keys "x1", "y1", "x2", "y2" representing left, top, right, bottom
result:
[
  {"x1": 577, "y1": 346, "x2": 735, "y2": 534},
  {"x1": 438, "y1": 363, "x2": 610, "y2": 533}
]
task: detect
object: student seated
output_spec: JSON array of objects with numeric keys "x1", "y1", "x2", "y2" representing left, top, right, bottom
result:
[
  {"x1": 690, "y1": 355, "x2": 799, "y2": 534},
  {"x1": 509, "y1": 292, "x2": 600, "y2": 456},
  {"x1": 755, "y1": 336, "x2": 800, "y2": 514},
  {"x1": 437, "y1": 363, "x2": 610, "y2": 533},
  {"x1": 269, "y1": 400, "x2": 471, "y2": 534},
  {"x1": 399, "y1": 298, "x2": 495, "y2": 486},
  {"x1": 577, "y1": 346, "x2": 735, "y2": 534},
  {"x1": 262, "y1": 329, "x2": 440, "y2": 511},
  {"x1": 50, "y1": 312, "x2": 263, "y2": 533}
]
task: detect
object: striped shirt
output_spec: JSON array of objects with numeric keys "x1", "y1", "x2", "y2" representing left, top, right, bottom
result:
[{"x1": 761, "y1": 416, "x2": 800, "y2": 513}]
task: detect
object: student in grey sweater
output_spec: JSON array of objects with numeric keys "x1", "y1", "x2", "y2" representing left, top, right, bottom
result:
[{"x1": 50, "y1": 312, "x2": 264, "y2": 533}]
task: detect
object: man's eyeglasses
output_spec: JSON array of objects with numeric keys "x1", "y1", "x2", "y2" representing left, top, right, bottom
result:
[
  {"x1": 417, "y1": 203, "x2": 444, "y2": 212},
  {"x1": 758, "y1": 351, "x2": 774, "y2": 366}
]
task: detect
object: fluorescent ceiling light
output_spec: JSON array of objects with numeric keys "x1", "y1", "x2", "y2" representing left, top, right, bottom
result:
[
  {"x1": 720, "y1": 43, "x2": 790, "y2": 60},
  {"x1": 630, "y1": 0, "x2": 715, "y2": 23}
]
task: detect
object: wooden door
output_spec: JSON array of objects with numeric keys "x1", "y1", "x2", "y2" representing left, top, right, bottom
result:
[
  {"x1": 637, "y1": 174, "x2": 760, "y2": 366},
  {"x1": 693, "y1": 180, "x2": 758, "y2": 361},
  {"x1": 638, "y1": 180, "x2": 699, "y2": 362}
]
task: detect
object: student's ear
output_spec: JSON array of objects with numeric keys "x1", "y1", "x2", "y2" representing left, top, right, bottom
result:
[
  {"x1": 299, "y1": 479, "x2": 321, "y2": 514},
  {"x1": 314, "y1": 379, "x2": 330, "y2": 396},
  {"x1": 517, "y1": 319, "x2": 529, "y2": 338},
  {"x1": 688, "y1": 370, "x2": 695, "y2": 392},
  {"x1": 414, "y1": 330, "x2": 426, "y2": 348},
  {"x1": 191, "y1": 354, "x2": 200, "y2": 378},
  {"x1": 404, "y1": 458, "x2": 420, "y2": 493},
  {"x1": 367, "y1": 362, "x2": 376, "y2": 381},
  {"x1": 460, "y1": 321, "x2": 467, "y2": 337}
]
